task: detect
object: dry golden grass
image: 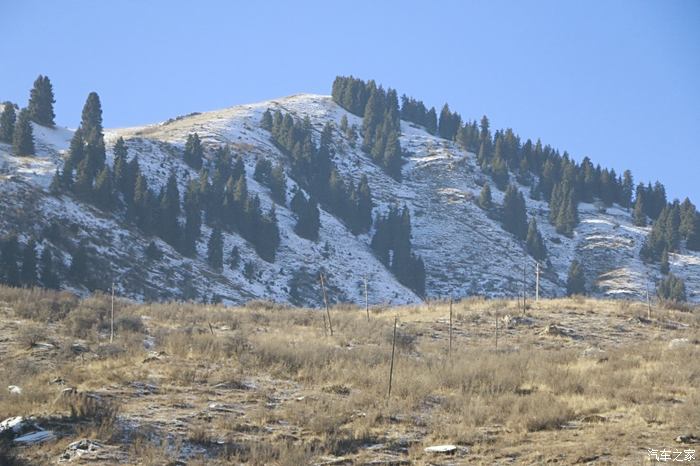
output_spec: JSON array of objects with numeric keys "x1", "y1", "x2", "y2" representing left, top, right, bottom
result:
[{"x1": 0, "y1": 286, "x2": 698, "y2": 465}]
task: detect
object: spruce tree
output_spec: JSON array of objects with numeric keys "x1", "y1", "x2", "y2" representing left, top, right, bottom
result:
[
  {"x1": 0, "y1": 235, "x2": 20, "y2": 287},
  {"x1": 40, "y1": 247, "x2": 59, "y2": 289},
  {"x1": 633, "y1": 195, "x2": 646, "y2": 227},
  {"x1": 269, "y1": 163, "x2": 286, "y2": 205},
  {"x1": 113, "y1": 137, "x2": 129, "y2": 195},
  {"x1": 356, "y1": 175, "x2": 373, "y2": 233},
  {"x1": 660, "y1": 248, "x2": 670, "y2": 274},
  {"x1": 260, "y1": 109, "x2": 273, "y2": 131},
  {"x1": 621, "y1": 170, "x2": 634, "y2": 209},
  {"x1": 81, "y1": 92, "x2": 103, "y2": 136},
  {"x1": 27, "y1": 75, "x2": 56, "y2": 127},
  {"x1": 526, "y1": 218, "x2": 547, "y2": 261},
  {"x1": 207, "y1": 226, "x2": 223, "y2": 270},
  {"x1": 93, "y1": 167, "x2": 114, "y2": 210},
  {"x1": 479, "y1": 183, "x2": 493, "y2": 210},
  {"x1": 0, "y1": 102, "x2": 16, "y2": 143},
  {"x1": 184, "y1": 133, "x2": 203, "y2": 169},
  {"x1": 159, "y1": 173, "x2": 181, "y2": 248},
  {"x1": 20, "y1": 239, "x2": 38, "y2": 287},
  {"x1": 12, "y1": 109, "x2": 35, "y2": 156},
  {"x1": 183, "y1": 180, "x2": 202, "y2": 257},
  {"x1": 229, "y1": 245, "x2": 240, "y2": 269},
  {"x1": 502, "y1": 184, "x2": 528, "y2": 240},
  {"x1": 69, "y1": 243, "x2": 88, "y2": 282},
  {"x1": 566, "y1": 260, "x2": 586, "y2": 296},
  {"x1": 657, "y1": 273, "x2": 686, "y2": 303}
]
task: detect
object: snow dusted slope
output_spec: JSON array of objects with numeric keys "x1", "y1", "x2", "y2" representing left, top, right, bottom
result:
[{"x1": 0, "y1": 95, "x2": 698, "y2": 304}]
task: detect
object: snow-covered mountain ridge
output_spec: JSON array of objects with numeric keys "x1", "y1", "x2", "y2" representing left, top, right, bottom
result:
[{"x1": 0, "y1": 94, "x2": 698, "y2": 305}]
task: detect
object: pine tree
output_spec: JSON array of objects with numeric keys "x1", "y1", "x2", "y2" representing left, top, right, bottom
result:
[
  {"x1": 566, "y1": 260, "x2": 586, "y2": 296},
  {"x1": 257, "y1": 205, "x2": 280, "y2": 262},
  {"x1": 0, "y1": 102, "x2": 16, "y2": 143},
  {"x1": 207, "y1": 226, "x2": 223, "y2": 270},
  {"x1": 657, "y1": 273, "x2": 686, "y2": 303},
  {"x1": 69, "y1": 243, "x2": 88, "y2": 282},
  {"x1": 620, "y1": 170, "x2": 633, "y2": 209},
  {"x1": 39, "y1": 247, "x2": 59, "y2": 289},
  {"x1": 633, "y1": 194, "x2": 646, "y2": 227},
  {"x1": 502, "y1": 184, "x2": 528, "y2": 240},
  {"x1": 81, "y1": 92, "x2": 103, "y2": 136},
  {"x1": 113, "y1": 137, "x2": 129, "y2": 195},
  {"x1": 425, "y1": 107, "x2": 437, "y2": 135},
  {"x1": 67, "y1": 127, "x2": 85, "y2": 167},
  {"x1": 12, "y1": 109, "x2": 35, "y2": 156},
  {"x1": 19, "y1": 239, "x2": 38, "y2": 287},
  {"x1": 159, "y1": 173, "x2": 181, "y2": 248},
  {"x1": 0, "y1": 235, "x2": 20, "y2": 287},
  {"x1": 27, "y1": 75, "x2": 56, "y2": 127},
  {"x1": 356, "y1": 175, "x2": 373, "y2": 233},
  {"x1": 260, "y1": 109, "x2": 273, "y2": 131},
  {"x1": 660, "y1": 248, "x2": 670, "y2": 274},
  {"x1": 93, "y1": 166, "x2": 114, "y2": 210},
  {"x1": 339, "y1": 114, "x2": 348, "y2": 133},
  {"x1": 479, "y1": 183, "x2": 493, "y2": 210},
  {"x1": 269, "y1": 163, "x2": 286, "y2": 205},
  {"x1": 183, "y1": 180, "x2": 202, "y2": 256},
  {"x1": 526, "y1": 218, "x2": 547, "y2": 261},
  {"x1": 184, "y1": 133, "x2": 203, "y2": 169},
  {"x1": 253, "y1": 157, "x2": 272, "y2": 184},
  {"x1": 229, "y1": 245, "x2": 240, "y2": 269}
]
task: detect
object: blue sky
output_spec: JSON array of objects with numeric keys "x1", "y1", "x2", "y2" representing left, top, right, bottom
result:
[{"x1": 1, "y1": 0, "x2": 699, "y2": 202}]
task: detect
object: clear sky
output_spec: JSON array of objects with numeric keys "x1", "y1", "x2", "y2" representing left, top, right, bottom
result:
[{"x1": 1, "y1": 0, "x2": 699, "y2": 202}]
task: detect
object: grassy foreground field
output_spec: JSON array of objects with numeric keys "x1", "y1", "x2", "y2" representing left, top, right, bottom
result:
[{"x1": 0, "y1": 286, "x2": 698, "y2": 465}]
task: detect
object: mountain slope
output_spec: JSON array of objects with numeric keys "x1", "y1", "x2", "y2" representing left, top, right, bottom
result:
[{"x1": 0, "y1": 94, "x2": 698, "y2": 304}]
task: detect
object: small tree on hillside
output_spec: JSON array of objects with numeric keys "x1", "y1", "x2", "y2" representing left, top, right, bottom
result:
[
  {"x1": 12, "y1": 109, "x2": 35, "y2": 156},
  {"x1": 566, "y1": 260, "x2": 586, "y2": 296}
]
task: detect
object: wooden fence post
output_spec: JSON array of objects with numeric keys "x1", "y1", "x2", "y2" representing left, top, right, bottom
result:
[
  {"x1": 387, "y1": 316, "x2": 398, "y2": 401},
  {"x1": 449, "y1": 297, "x2": 453, "y2": 359},
  {"x1": 110, "y1": 282, "x2": 115, "y2": 343},
  {"x1": 364, "y1": 275, "x2": 370, "y2": 322},
  {"x1": 320, "y1": 273, "x2": 333, "y2": 336}
]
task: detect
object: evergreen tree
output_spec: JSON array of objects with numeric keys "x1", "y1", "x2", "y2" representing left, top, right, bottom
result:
[
  {"x1": 0, "y1": 102, "x2": 16, "y2": 143},
  {"x1": 93, "y1": 166, "x2": 114, "y2": 210},
  {"x1": 660, "y1": 248, "x2": 670, "y2": 274},
  {"x1": 39, "y1": 247, "x2": 59, "y2": 289},
  {"x1": 339, "y1": 114, "x2": 348, "y2": 133},
  {"x1": 27, "y1": 75, "x2": 56, "y2": 127},
  {"x1": 112, "y1": 137, "x2": 129, "y2": 195},
  {"x1": 657, "y1": 273, "x2": 686, "y2": 303},
  {"x1": 526, "y1": 218, "x2": 547, "y2": 261},
  {"x1": 633, "y1": 194, "x2": 646, "y2": 227},
  {"x1": 229, "y1": 245, "x2": 240, "y2": 269},
  {"x1": 566, "y1": 260, "x2": 586, "y2": 296},
  {"x1": 620, "y1": 170, "x2": 634, "y2": 209},
  {"x1": 20, "y1": 239, "x2": 38, "y2": 287},
  {"x1": 0, "y1": 235, "x2": 20, "y2": 286},
  {"x1": 183, "y1": 180, "x2": 202, "y2": 257},
  {"x1": 260, "y1": 109, "x2": 273, "y2": 131},
  {"x1": 207, "y1": 226, "x2": 223, "y2": 270},
  {"x1": 12, "y1": 109, "x2": 35, "y2": 156},
  {"x1": 425, "y1": 107, "x2": 437, "y2": 135},
  {"x1": 184, "y1": 133, "x2": 204, "y2": 169},
  {"x1": 145, "y1": 241, "x2": 162, "y2": 261},
  {"x1": 159, "y1": 173, "x2": 181, "y2": 248},
  {"x1": 81, "y1": 92, "x2": 103, "y2": 136},
  {"x1": 502, "y1": 184, "x2": 528, "y2": 240},
  {"x1": 69, "y1": 243, "x2": 88, "y2": 282},
  {"x1": 269, "y1": 163, "x2": 286, "y2": 205},
  {"x1": 479, "y1": 183, "x2": 493, "y2": 210},
  {"x1": 356, "y1": 175, "x2": 373, "y2": 233},
  {"x1": 257, "y1": 205, "x2": 280, "y2": 262},
  {"x1": 253, "y1": 157, "x2": 272, "y2": 184}
]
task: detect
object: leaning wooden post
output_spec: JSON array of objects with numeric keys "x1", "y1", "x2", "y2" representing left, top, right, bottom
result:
[
  {"x1": 448, "y1": 298, "x2": 453, "y2": 359},
  {"x1": 646, "y1": 282, "x2": 652, "y2": 320},
  {"x1": 387, "y1": 316, "x2": 398, "y2": 401},
  {"x1": 110, "y1": 281, "x2": 115, "y2": 343},
  {"x1": 535, "y1": 262, "x2": 540, "y2": 303},
  {"x1": 364, "y1": 275, "x2": 370, "y2": 322},
  {"x1": 320, "y1": 273, "x2": 333, "y2": 336}
]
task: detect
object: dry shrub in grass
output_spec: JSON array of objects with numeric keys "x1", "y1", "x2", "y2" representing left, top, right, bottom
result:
[
  {"x1": 17, "y1": 323, "x2": 49, "y2": 349},
  {"x1": 10, "y1": 289, "x2": 78, "y2": 322},
  {"x1": 508, "y1": 392, "x2": 575, "y2": 432},
  {"x1": 56, "y1": 389, "x2": 120, "y2": 427}
]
